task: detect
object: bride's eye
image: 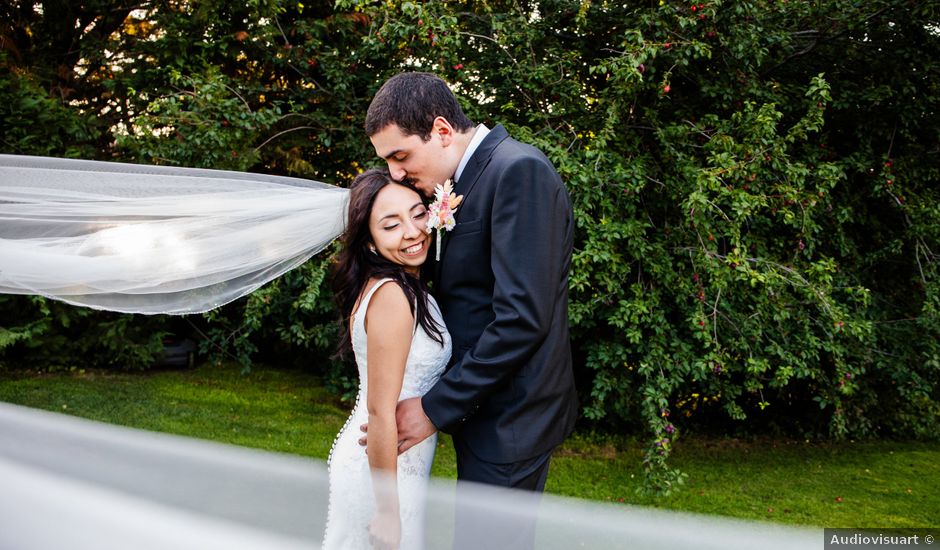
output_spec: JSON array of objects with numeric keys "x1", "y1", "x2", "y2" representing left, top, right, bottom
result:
[
  {"x1": 414, "y1": 210, "x2": 427, "y2": 220},
  {"x1": 383, "y1": 223, "x2": 400, "y2": 231}
]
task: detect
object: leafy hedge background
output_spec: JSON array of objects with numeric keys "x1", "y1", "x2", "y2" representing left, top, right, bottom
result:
[{"x1": 2, "y1": 0, "x2": 938, "y2": 491}]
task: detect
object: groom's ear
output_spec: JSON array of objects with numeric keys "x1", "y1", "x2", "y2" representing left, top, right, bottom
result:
[{"x1": 432, "y1": 117, "x2": 454, "y2": 147}]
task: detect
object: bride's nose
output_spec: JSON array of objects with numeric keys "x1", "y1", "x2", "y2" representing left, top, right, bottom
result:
[{"x1": 403, "y1": 218, "x2": 422, "y2": 239}]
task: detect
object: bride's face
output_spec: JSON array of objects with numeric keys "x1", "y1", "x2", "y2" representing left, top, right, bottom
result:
[{"x1": 368, "y1": 183, "x2": 430, "y2": 274}]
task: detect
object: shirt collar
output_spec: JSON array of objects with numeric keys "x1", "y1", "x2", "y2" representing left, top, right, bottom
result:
[{"x1": 454, "y1": 124, "x2": 490, "y2": 183}]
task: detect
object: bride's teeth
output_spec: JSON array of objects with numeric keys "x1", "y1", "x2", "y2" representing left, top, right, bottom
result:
[{"x1": 404, "y1": 243, "x2": 423, "y2": 254}]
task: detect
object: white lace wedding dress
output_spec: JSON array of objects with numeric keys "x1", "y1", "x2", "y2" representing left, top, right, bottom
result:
[{"x1": 322, "y1": 279, "x2": 451, "y2": 550}]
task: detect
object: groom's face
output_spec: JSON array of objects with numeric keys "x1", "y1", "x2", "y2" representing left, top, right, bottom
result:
[{"x1": 370, "y1": 120, "x2": 458, "y2": 199}]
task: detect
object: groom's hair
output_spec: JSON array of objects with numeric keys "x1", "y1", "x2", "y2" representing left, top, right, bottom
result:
[{"x1": 365, "y1": 72, "x2": 473, "y2": 141}]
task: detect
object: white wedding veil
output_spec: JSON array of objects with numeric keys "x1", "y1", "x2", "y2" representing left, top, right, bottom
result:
[
  {"x1": 0, "y1": 402, "x2": 818, "y2": 550},
  {"x1": 0, "y1": 154, "x2": 348, "y2": 314}
]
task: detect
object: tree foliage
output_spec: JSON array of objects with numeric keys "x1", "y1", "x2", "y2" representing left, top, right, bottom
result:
[{"x1": 2, "y1": 0, "x2": 938, "y2": 492}]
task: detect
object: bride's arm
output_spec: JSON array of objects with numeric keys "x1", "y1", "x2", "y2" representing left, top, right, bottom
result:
[{"x1": 364, "y1": 281, "x2": 414, "y2": 548}]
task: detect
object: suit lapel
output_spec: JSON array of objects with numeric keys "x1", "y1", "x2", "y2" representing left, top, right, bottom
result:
[
  {"x1": 452, "y1": 125, "x2": 509, "y2": 204},
  {"x1": 435, "y1": 125, "x2": 510, "y2": 276}
]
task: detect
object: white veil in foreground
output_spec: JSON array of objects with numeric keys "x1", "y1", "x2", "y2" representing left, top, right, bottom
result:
[
  {"x1": 0, "y1": 402, "x2": 818, "y2": 550},
  {"x1": 0, "y1": 154, "x2": 348, "y2": 314}
]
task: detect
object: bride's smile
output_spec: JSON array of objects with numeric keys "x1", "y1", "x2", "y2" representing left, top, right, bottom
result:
[{"x1": 402, "y1": 241, "x2": 425, "y2": 256}]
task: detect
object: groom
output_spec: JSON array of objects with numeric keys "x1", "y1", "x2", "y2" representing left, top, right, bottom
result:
[{"x1": 364, "y1": 71, "x2": 578, "y2": 543}]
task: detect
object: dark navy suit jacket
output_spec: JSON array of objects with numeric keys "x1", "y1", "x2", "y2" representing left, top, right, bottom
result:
[{"x1": 421, "y1": 125, "x2": 578, "y2": 464}]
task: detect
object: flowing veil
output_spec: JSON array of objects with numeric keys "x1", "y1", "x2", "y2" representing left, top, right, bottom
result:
[
  {"x1": 0, "y1": 154, "x2": 348, "y2": 314},
  {"x1": 0, "y1": 402, "x2": 818, "y2": 550}
]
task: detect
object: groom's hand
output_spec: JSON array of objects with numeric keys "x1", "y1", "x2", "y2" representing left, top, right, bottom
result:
[
  {"x1": 395, "y1": 397, "x2": 437, "y2": 454},
  {"x1": 358, "y1": 398, "x2": 437, "y2": 454}
]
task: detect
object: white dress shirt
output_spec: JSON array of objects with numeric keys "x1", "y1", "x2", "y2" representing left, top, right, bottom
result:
[{"x1": 454, "y1": 124, "x2": 490, "y2": 183}]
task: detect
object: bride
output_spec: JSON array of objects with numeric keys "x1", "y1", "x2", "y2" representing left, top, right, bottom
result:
[{"x1": 323, "y1": 169, "x2": 451, "y2": 550}]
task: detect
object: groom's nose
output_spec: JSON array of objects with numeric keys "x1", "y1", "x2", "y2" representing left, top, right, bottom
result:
[{"x1": 388, "y1": 164, "x2": 407, "y2": 182}]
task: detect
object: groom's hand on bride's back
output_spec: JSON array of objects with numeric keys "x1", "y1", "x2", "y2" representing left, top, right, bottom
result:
[
  {"x1": 359, "y1": 397, "x2": 437, "y2": 455},
  {"x1": 396, "y1": 397, "x2": 438, "y2": 453}
]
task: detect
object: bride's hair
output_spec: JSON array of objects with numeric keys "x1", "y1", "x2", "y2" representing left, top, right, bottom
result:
[{"x1": 332, "y1": 169, "x2": 445, "y2": 358}]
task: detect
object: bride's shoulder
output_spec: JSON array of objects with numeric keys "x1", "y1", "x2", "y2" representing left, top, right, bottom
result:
[
  {"x1": 361, "y1": 278, "x2": 412, "y2": 322},
  {"x1": 351, "y1": 277, "x2": 395, "y2": 317},
  {"x1": 360, "y1": 279, "x2": 414, "y2": 337},
  {"x1": 361, "y1": 276, "x2": 400, "y2": 299}
]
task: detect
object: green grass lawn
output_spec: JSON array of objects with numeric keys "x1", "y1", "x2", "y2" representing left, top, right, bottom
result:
[{"x1": 1, "y1": 361, "x2": 937, "y2": 528}]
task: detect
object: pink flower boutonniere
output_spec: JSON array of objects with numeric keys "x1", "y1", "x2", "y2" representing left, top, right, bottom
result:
[{"x1": 426, "y1": 179, "x2": 463, "y2": 261}]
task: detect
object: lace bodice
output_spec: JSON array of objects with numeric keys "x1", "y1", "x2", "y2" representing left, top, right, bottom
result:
[{"x1": 322, "y1": 278, "x2": 451, "y2": 550}]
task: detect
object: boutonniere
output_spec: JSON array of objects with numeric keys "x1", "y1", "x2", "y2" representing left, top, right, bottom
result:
[{"x1": 426, "y1": 179, "x2": 463, "y2": 261}]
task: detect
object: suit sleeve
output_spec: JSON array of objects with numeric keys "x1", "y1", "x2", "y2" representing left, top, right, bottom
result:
[{"x1": 422, "y1": 154, "x2": 570, "y2": 432}]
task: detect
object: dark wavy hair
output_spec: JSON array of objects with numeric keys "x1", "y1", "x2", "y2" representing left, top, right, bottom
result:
[
  {"x1": 332, "y1": 169, "x2": 444, "y2": 358},
  {"x1": 365, "y1": 72, "x2": 474, "y2": 140}
]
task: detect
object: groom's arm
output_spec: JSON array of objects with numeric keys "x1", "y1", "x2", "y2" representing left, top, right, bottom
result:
[{"x1": 421, "y1": 152, "x2": 571, "y2": 433}]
